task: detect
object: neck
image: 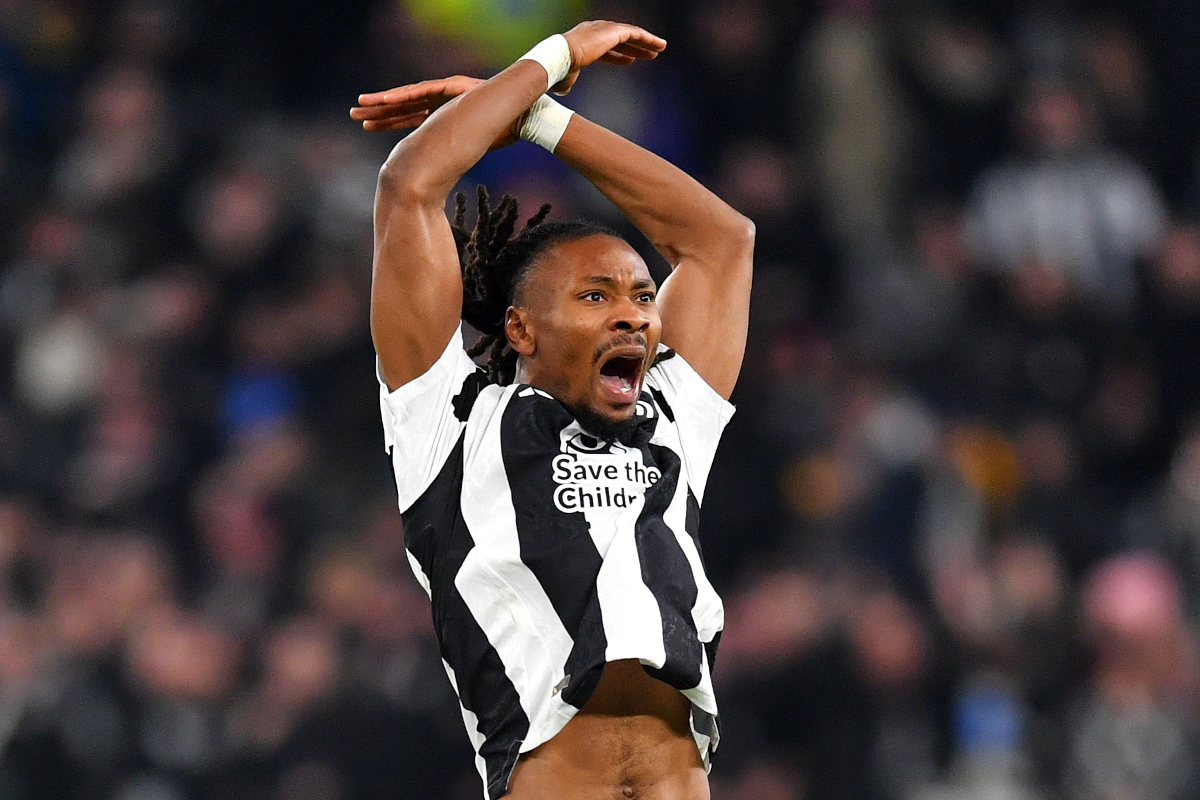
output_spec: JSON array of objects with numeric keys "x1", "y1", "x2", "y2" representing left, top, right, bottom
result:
[{"x1": 515, "y1": 360, "x2": 640, "y2": 443}]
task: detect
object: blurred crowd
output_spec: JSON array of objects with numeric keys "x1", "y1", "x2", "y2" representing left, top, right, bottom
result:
[{"x1": 3, "y1": 0, "x2": 1200, "y2": 799}]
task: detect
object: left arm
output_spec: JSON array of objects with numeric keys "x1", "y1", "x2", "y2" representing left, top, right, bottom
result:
[{"x1": 551, "y1": 114, "x2": 754, "y2": 400}]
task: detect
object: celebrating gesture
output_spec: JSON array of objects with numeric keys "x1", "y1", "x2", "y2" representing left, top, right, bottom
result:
[
  {"x1": 362, "y1": 19, "x2": 752, "y2": 800},
  {"x1": 352, "y1": 21, "x2": 665, "y2": 135}
]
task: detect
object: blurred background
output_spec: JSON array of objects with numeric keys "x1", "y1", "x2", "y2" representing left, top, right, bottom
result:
[{"x1": 3, "y1": 0, "x2": 1200, "y2": 798}]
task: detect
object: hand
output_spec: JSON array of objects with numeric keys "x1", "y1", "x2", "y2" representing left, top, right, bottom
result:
[
  {"x1": 555, "y1": 20, "x2": 666, "y2": 95},
  {"x1": 352, "y1": 76, "x2": 522, "y2": 149},
  {"x1": 348, "y1": 21, "x2": 665, "y2": 135},
  {"x1": 352, "y1": 75, "x2": 482, "y2": 132}
]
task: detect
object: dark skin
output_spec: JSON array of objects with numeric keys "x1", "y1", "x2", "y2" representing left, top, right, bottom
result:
[
  {"x1": 505, "y1": 660, "x2": 708, "y2": 800},
  {"x1": 506, "y1": 234, "x2": 661, "y2": 423},
  {"x1": 353, "y1": 20, "x2": 753, "y2": 798}
]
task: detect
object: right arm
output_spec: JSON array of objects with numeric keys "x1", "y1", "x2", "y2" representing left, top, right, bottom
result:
[
  {"x1": 364, "y1": 67, "x2": 548, "y2": 391},
  {"x1": 357, "y1": 23, "x2": 666, "y2": 391}
]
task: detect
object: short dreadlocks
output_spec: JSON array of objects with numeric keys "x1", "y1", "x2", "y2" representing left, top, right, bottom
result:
[{"x1": 453, "y1": 185, "x2": 621, "y2": 385}]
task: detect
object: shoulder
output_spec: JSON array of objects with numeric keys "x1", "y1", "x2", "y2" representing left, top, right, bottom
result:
[
  {"x1": 645, "y1": 347, "x2": 733, "y2": 415},
  {"x1": 378, "y1": 327, "x2": 493, "y2": 451}
]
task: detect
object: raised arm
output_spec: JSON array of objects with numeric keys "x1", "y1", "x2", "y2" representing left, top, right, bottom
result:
[
  {"x1": 356, "y1": 23, "x2": 666, "y2": 391},
  {"x1": 362, "y1": 68, "x2": 546, "y2": 392},
  {"x1": 553, "y1": 119, "x2": 755, "y2": 400}
]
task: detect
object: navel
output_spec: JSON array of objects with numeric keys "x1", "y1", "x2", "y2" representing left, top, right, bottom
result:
[{"x1": 619, "y1": 785, "x2": 636, "y2": 799}]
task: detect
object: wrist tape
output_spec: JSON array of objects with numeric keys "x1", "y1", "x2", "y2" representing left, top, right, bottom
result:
[
  {"x1": 520, "y1": 94, "x2": 575, "y2": 153},
  {"x1": 519, "y1": 34, "x2": 572, "y2": 92}
]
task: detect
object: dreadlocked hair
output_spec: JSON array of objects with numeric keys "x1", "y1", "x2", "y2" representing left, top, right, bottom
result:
[{"x1": 453, "y1": 185, "x2": 621, "y2": 385}]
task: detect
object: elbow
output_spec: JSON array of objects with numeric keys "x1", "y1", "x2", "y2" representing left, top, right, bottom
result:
[
  {"x1": 377, "y1": 141, "x2": 413, "y2": 188},
  {"x1": 674, "y1": 211, "x2": 755, "y2": 271},
  {"x1": 723, "y1": 212, "x2": 756, "y2": 263},
  {"x1": 377, "y1": 143, "x2": 439, "y2": 205},
  {"x1": 732, "y1": 213, "x2": 756, "y2": 251}
]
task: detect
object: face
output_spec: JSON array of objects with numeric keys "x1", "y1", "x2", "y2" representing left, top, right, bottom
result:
[{"x1": 505, "y1": 234, "x2": 661, "y2": 430}]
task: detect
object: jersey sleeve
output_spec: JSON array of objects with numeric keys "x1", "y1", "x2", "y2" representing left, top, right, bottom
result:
[
  {"x1": 378, "y1": 326, "x2": 486, "y2": 510},
  {"x1": 644, "y1": 349, "x2": 736, "y2": 502}
]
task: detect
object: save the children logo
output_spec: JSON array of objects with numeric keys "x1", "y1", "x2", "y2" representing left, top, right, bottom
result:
[{"x1": 551, "y1": 430, "x2": 661, "y2": 514}]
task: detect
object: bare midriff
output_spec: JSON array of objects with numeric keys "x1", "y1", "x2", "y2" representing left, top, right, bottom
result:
[{"x1": 503, "y1": 659, "x2": 710, "y2": 800}]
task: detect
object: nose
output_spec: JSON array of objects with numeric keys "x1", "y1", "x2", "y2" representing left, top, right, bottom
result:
[{"x1": 611, "y1": 297, "x2": 650, "y2": 332}]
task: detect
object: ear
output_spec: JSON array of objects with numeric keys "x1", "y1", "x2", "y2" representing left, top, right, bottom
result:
[{"x1": 505, "y1": 306, "x2": 535, "y2": 357}]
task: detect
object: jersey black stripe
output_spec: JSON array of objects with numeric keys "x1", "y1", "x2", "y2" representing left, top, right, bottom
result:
[
  {"x1": 687, "y1": 488, "x2": 721, "y2": 672},
  {"x1": 636, "y1": 443, "x2": 702, "y2": 690},
  {"x1": 452, "y1": 368, "x2": 490, "y2": 422},
  {"x1": 692, "y1": 705, "x2": 718, "y2": 744},
  {"x1": 704, "y1": 629, "x2": 721, "y2": 673},
  {"x1": 402, "y1": 434, "x2": 530, "y2": 799},
  {"x1": 684, "y1": 488, "x2": 704, "y2": 569},
  {"x1": 646, "y1": 384, "x2": 675, "y2": 422},
  {"x1": 500, "y1": 393, "x2": 608, "y2": 709}
]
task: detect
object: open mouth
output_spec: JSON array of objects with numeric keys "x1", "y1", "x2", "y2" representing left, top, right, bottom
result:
[{"x1": 598, "y1": 354, "x2": 644, "y2": 404}]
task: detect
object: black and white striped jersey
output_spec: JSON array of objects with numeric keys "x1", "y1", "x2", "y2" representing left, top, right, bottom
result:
[{"x1": 378, "y1": 327, "x2": 732, "y2": 800}]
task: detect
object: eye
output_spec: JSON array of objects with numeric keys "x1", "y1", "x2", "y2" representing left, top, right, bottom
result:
[
  {"x1": 637, "y1": 292, "x2": 656, "y2": 303},
  {"x1": 581, "y1": 290, "x2": 605, "y2": 302}
]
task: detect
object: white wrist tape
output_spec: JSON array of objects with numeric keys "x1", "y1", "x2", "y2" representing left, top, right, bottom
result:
[
  {"x1": 519, "y1": 34, "x2": 572, "y2": 92},
  {"x1": 520, "y1": 94, "x2": 575, "y2": 152}
]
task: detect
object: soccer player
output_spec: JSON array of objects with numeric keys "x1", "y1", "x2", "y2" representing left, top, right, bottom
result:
[{"x1": 351, "y1": 20, "x2": 754, "y2": 800}]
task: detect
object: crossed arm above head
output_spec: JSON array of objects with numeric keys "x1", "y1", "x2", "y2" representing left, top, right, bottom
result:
[
  {"x1": 550, "y1": 116, "x2": 755, "y2": 400},
  {"x1": 354, "y1": 21, "x2": 753, "y2": 399}
]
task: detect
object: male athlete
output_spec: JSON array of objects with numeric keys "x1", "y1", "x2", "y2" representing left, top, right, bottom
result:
[{"x1": 351, "y1": 20, "x2": 753, "y2": 800}]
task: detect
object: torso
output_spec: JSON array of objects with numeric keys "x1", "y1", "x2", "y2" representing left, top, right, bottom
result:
[
  {"x1": 504, "y1": 660, "x2": 710, "y2": 800},
  {"x1": 385, "y1": 344, "x2": 729, "y2": 798}
]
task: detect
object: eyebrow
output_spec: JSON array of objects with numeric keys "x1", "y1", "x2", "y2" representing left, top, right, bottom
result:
[{"x1": 580, "y1": 276, "x2": 657, "y2": 291}]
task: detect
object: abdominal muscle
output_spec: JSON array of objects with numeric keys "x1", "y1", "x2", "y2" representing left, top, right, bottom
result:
[{"x1": 503, "y1": 660, "x2": 710, "y2": 800}]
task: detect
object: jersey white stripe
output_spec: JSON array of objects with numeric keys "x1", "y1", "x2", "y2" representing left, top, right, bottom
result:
[
  {"x1": 458, "y1": 386, "x2": 578, "y2": 747},
  {"x1": 597, "y1": 520, "x2": 667, "y2": 666}
]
